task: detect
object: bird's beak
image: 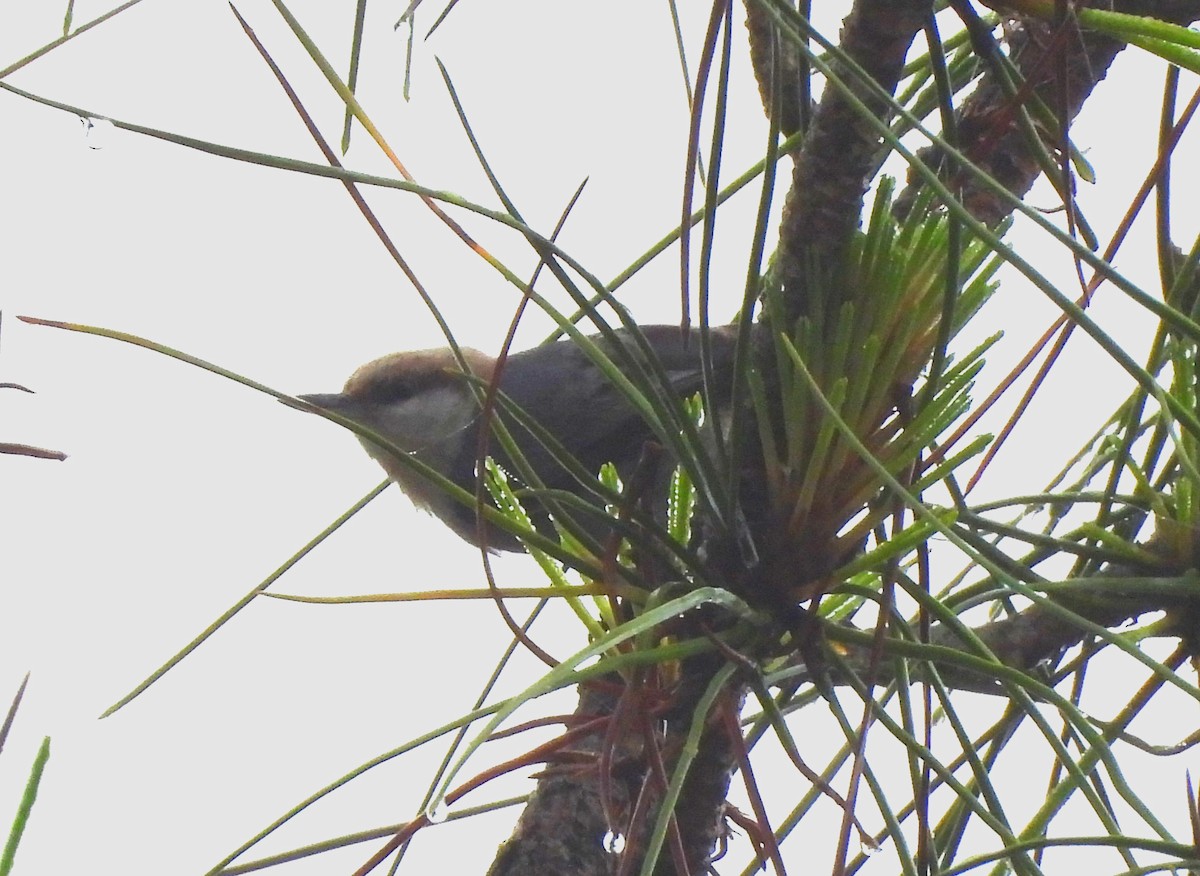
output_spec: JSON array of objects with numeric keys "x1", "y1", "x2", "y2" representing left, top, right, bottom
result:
[
  {"x1": 297, "y1": 393, "x2": 349, "y2": 409},
  {"x1": 280, "y1": 392, "x2": 356, "y2": 415}
]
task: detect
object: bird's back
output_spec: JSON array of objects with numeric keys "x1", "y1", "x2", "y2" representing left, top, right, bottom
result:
[{"x1": 444, "y1": 325, "x2": 737, "y2": 550}]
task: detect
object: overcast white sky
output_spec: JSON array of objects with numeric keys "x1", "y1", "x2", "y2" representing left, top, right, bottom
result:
[{"x1": 2, "y1": 2, "x2": 1198, "y2": 874}]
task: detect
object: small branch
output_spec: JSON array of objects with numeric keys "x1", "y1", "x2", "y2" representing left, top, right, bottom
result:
[
  {"x1": 485, "y1": 681, "x2": 636, "y2": 876},
  {"x1": 774, "y1": 0, "x2": 932, "y2": 322},
  {"x1": 896, "y1": 0, "x2": 1200, "y2": 225},
  {"x1": 743, "y1": 0, "x2": 809, "y2": 142},
  {"x1": 819, "y1": 561, "x2": 1199, "y2": 697},
  {"x1": 0, "y1": 443, "x2": 67, "y2": 462}
]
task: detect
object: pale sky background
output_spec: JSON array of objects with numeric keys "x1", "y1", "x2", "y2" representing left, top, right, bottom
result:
[{"x1": 2, "y1": 2, "x2": 1198, "y2": 874}]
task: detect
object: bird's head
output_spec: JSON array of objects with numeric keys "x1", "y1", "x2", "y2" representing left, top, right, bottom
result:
[
  {"x1": 291, "y1": 325, "x2": 739, "y2": 552},
  {"x1": 293, "y1": 346, "x2": 497, "y2": 530}
]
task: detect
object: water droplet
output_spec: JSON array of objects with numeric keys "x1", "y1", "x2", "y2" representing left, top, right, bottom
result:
[
  {"x1": 425, "y1": 799, "x2": 448, "y2": 824},
  {"x1": 603, "y1": 830, "x2": 625, "y2": 853},
  {"x1": 859, "y1": 836, "x2": 880, "y2": 857},
  {"x1": 80, "y1": 117, "x2": 115, "y2": 150}
]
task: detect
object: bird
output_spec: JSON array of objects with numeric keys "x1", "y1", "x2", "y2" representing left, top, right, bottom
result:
[{"x1": 292, "y1": 325, "x2": 738, "y2": 553}]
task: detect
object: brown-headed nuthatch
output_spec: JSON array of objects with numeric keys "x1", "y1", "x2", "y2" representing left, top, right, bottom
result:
[{"x1": 294, "y1": 325, "x2": 736, "y2": 552}]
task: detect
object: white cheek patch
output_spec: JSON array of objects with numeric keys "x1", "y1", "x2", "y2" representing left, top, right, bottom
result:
[
  {"x1": 350, "y1": 386, "x2": 479, "y2": 520},
  {"x1": 369, "y1": 386, "x2": 478, "y2": 456}
]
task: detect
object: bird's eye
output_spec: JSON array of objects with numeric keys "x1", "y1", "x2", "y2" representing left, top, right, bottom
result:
[
  {"x1": 354, "y1": 367, "x2": 457, "y2": 406},
  {"x1": 371, "y1": 377, "x2": 420, "y2": 404}
]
